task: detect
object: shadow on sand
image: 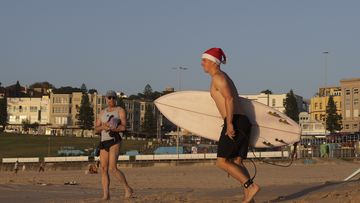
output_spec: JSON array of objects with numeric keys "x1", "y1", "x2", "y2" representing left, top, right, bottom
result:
[{"x1": 269, "y1": 179, "x2": 359, "y2": 202}]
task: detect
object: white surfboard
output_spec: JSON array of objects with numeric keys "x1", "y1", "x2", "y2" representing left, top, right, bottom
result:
[{"x1": 155, "y1": 91, "x2": 301, "y2": 148}]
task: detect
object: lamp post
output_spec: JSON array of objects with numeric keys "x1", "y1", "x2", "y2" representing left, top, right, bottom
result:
[
  {"x1": 323, "y1": 51, "x2": 329, "y2": 87},
  {"x1": 172, "y1": 67, "x2": 188, "y2": 156},
  {"x1": 323, "y1": 51, "x2": 329, "y2": 136}
]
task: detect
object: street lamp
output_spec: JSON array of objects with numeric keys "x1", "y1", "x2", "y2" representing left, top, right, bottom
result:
[
  {"x1": 172, "y1": 67, "x2": 188, "y2": 91},
  {"x1": 172, "y1": 66, "x2": 188, "y2": 156},
  {"x1": 323, "y1": 51, "x2": 329, "y2": 88},
  {"x1": 323, "y1": 51, "x2": 329, "y2": 136}
]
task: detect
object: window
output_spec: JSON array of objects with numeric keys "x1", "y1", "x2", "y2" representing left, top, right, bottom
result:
[
  {"x1": 346, "y1": 89, "x2": 351, "y2": 95},
  {"x1": 41, "y1": 106, "x2": 47, "y2": 112},
  {"x1": 30, "y1": 106, "x2": 38, "y2": 112},
  {"x1": 320, "y1": 114, "x2": 325, "y2": 121},
  {"x1": 354, "y1": 99, "x2": 359, "y2": 106},
  {"x1": 272, "y1": 99, "x2": 276, "y2": 107},
  {"x1": 354, "y1": 88, "x2": 359, "y2": 95},
  {"x1": 315, "y1": 114, "x2": 318, "y2": 120},
  {"x1": 354, "y1": 124, "x2": 359, "y2": 129},
  {"x1": 345, "y1": 124, "x2": 350, "y2": 129},
  {"x1": 346, "y1": 99, "x2": 351, "y2": 106},
  {"x1": 346, "y1": 110, "x2": 351, "y2": 118},
  {"x1": 302, "y1": 124, "x2": 309, "y2": 130},
  {"x1": 314, "y1": 103, "x2": 318, "y2": 109},
  {"x1": 55, "y1": 117, "x2": 68, "y2": 125},
  {"x1": 354, "y1": 110, "x2": 359, "y2": 118}
]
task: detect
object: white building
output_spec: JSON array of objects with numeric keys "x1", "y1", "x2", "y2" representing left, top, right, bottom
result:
[
  {"x1": 7, "y1": 96, "x2": 50, "y2": 133},
  {"x1": 7, "y1": 96, "x2": 50, "y2": 125},
  {"x1": 299, "y1": 112, "x2": 327, "y2": 136},
  {"x1": 240, "y1": 92, "x2": 307, "y2": 113}
]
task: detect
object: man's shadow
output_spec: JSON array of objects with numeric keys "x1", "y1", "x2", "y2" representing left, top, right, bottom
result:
[{"x1": 269, "y1": 179, "x2": 359, "y2": 202}]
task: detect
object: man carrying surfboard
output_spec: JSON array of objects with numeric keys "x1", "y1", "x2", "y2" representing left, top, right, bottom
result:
[{"x1": 201, "y1": 48, "x2": 260, "y2": 202}]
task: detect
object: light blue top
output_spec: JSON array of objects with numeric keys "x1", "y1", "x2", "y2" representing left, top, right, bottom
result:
[{"x1": 101, "y1": 107, "x2": 122, "y2": 142}]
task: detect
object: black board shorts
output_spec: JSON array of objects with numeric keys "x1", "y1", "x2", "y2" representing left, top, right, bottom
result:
[
  {"x1": 217, "y1": 114, "x2": 252, "y2": 159},
  {"x1": 99, "y1": 134, "x2": 122, "y2": 152}
]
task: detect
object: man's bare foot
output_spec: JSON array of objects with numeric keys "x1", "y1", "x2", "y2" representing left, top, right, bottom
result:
[
  {"x1": 124, "y1": 187, "x2": 134, "y2": 198},
  {"x1": 242, "y1": 183, "x2": 260, "y2": 203},
  {"x1": 101, "y1": 195, "x2": 110, "y2": 201}
]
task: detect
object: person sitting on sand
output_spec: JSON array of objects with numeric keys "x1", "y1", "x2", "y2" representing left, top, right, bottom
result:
[
  {"x1": 201, "y1": 48, "x2": 260, "y2": 202},
  {"x1": 95, "y1": 90, "x2": 134, "y2": 200},
  {"x1": 88, "y1": 163, "x2": 98, "y2": 174}
]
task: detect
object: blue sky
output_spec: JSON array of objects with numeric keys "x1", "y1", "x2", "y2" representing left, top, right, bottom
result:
[{"x1": 1, "y1": 1, "x2": 359, "y2": 99}]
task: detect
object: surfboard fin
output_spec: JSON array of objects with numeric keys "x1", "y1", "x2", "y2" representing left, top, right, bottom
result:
[
  {"x1": 262, "y1": 141, "x2": 274, "y2": 147},
  {"x1": 275, "y1": 138, "x2": 288, "y2": 145},
  {"x1": 268, "y1": 111, "x2": 281, "y2": 118},
  {"x1": 279, "y1": 119, "x2": 291, "y2": 125}
]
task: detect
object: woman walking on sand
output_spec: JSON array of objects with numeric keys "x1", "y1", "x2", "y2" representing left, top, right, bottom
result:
[{"x1": 95, "y1": 90, "x2": 133, "y2": 200}]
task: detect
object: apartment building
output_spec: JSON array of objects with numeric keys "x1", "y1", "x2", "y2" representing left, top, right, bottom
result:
[
  {"x1": 341, "y1": 78, "x2": 360, "y2": 133},
  {"x1": 6, "y1": 96, "x2": 50, "y2": 133},
  {"x1": 309, "y1": 87, "x2": 342, "y2": 122}
]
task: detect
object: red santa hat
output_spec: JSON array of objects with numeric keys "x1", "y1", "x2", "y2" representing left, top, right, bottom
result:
[{"x1": 202, "y1": 48, "x2": 227, "y2": 65}]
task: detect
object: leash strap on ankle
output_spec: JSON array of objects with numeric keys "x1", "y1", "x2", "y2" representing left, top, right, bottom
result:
[{"x1": 244, "y1": 178, "x2": 253, "y2": 188}]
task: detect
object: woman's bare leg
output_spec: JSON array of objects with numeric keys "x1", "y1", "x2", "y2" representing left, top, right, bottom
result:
[
  {"x1": 100, "y1": 149, "x2": 110, "y2": 200},
  {"x1": 109, "y1": 143, "x2": 133, "y2": 198}
]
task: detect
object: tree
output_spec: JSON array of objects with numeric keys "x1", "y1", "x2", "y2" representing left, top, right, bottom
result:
[
  {"x1": 128, "y1": 94, "x2": 141, "y2": 100},
  {"x1": 326, "y1": 96, "x2": 342, "y2": 133},
  {"x1": 284, "y1": 89, "x2": 299, "y2": 123},
  {"x1": 53, "y1": 86, "x2": 82, "y2": 94},
  {"x1": 116, "y1": 97, "x2": 125, "y2": 109},
  {"x1": 21, "y1": 119, "x2": 31, "y2": 133},
  {"x1": 88, "y1": 89, "x2": 98, "y2": 94},
  {"x1": 80, "y1": 83, "x2": 87, "y2": 93},
  {"x1": 76, "y1": 93, "x2": 94, "y2": 137},
  {"x1": 150, "y1": 91, "x2": 162, "y2": 101},
  {"x1": 15, "y1": 80, "x2": 22, "y2": 97},
  {"x1": 141, "y1": 103, "x2": 156, "y2": 137},
  {"x1": 22, "y1": 120, "x2": 39, "y2": 134},
  {"x1": 0, "y1": 96, "x2": 7, "y2": 132},
  {"x1": 29, "y1": 81, "x2": 55, "y2": 89},
  {"x1": 30, "y1": 122, "x2": 40, "y2": 132},
  {"x1": 143, "y1": 84, "x2": 153, "y2": 100},
  {"x1": 261, "y1": 89, "x2": 273, "y2": 94}
]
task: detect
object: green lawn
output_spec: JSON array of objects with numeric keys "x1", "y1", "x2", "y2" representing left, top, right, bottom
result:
[{"x1": 0, "y1": 133, "x2": 147, "y2": 158}]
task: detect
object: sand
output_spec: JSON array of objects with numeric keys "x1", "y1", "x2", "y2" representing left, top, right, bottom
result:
[{"x1": 0, "y1": 159, "x2": 359, "y2": 203}]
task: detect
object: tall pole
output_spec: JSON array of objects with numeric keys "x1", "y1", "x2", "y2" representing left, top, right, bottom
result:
[
  {"x1": 323, "y1": 51, "x2": 329, "y2": 88},
  {"x1": 323, "y1": 51, "x2": 329, "y2": 136},
  {"x1": 172, "y1": 67, "x2": 188, "y2": 157}
]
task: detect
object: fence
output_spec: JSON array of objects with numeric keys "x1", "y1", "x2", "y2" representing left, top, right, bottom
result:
[
  {"x1": 1, "y1": 151, "x2": 289, "y2": 164},
  {"x1": 298, "y1": 146, "x2": 358, "y2": 159}
]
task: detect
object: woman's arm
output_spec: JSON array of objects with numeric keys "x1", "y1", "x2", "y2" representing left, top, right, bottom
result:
[{"x1": 94, "y1": 110, "x2": 109, "y2": 133}]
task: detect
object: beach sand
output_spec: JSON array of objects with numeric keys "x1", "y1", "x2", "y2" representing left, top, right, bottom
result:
[{"x1": 0, "y1": 159, "x2": 359, "y2": 203}]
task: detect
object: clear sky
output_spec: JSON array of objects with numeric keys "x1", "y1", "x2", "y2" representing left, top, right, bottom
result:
[{"x1": 1, "y1": 1, "x2": 359, "y2": 99}]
